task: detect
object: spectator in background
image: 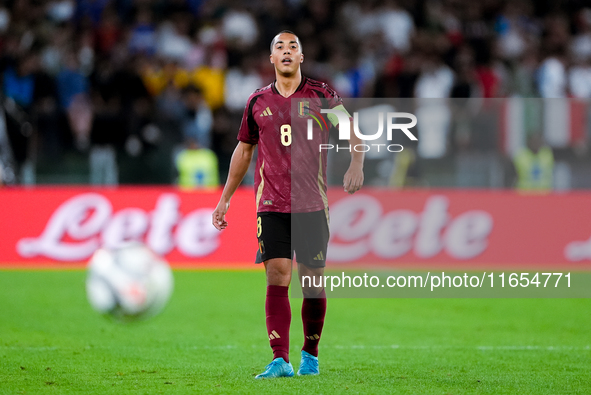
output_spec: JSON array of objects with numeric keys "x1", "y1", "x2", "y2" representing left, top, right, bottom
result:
[
  {"x1": 175, "y1": 84, "x2": 218, "y2": 189},
  {"x1": 379, "y1": 0, "x2": 414, "y2": 54},
  {"x1": 181, "y1": 84, "x2": 213, "y2": 149},
  {"x1": 3, "y1": 53, "x2": 38, "y2": 110},
  {"x1": 94, "y1": 6, "x2": 122, "y2": 57},
  {"x1": 0, "y1": 5, "x2": 9, "y2": 36},
  {"x1": 40, "y1": 23, "x2": 73, "y2": 76},
  {"x1": 222, "y1": 4, "x2": 259, "y2": 49},
  {"x1": 342, "y1": 2, "x2": 382, "y2": 50},
  {"x1": 142, "y1": 58, "x2": 190, "y2": 98},
  {"x1": 88, "y1": 54, "x2": 129, "y2": 186},
  {"x1": 538, "y1": 14, "x2": 570, "y2": 98},
  {"x1": 571, "y1": 8, "x2": 591, "y2": 62},
  {"x1": 76, "y1": 0, "x2": 110, "y2": 26},
  {"x1": 57, "y1": 50, "x2": 92, "y2": 150},
  {"x1": 474, "y1": 40, "x2": 506, "y2": 98},
  {"x1": 156, "y1": 11, "x2": 193, "y2": 62},
  {"x1": 328, "y1": 49, "x2": 365, "y2": 98},
  {"x1": 128, "y1": 6, "x2": 157, "y2": 56},
  {"x1": 184, "y1": 27, "x2": 227, "y2": 111},
  {"x1": 511, "y1": 48, "x2": 539, "y2": 97},
  {"x1": 538, "y1": 48, "x2": 567, "y2": 98},
  {"x1": 450, "y1": 44, "x2": 479, "y2": 98},
  {"x1": 513, "y1": 133, "x2": 554, "y2": 191},
  {"x1": 569, "y1": 57, "x2": 591, "y2": 98},
  {"x1": 224, "y1": 55, "x2": 262, "y2": 113},
  {"x1": 415, "y1": 51, "x2": 454, "y2": 159},
  {"x1": 374, "y1": 50, "x2": 421, "y2": 98},
  {"x1": 415, "y1": 52, "x2": 454, "y2": 99},
  {"x1": 190, "y1": 61, "x2": 226, "y2": 111},
  {"x1": 569, "y1": 10, "x2": 591, "y2": 99},
  {"x1": 494, "y1": 1, "x2": 539, "y2": 62},
  {"x1": 0, "y1": 99, "x2": 17, "y2": 185}
]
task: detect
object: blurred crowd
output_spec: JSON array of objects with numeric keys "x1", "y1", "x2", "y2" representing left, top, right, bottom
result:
[{"x1": 0, "y1": 0, "x2": 590, "y2": 186}]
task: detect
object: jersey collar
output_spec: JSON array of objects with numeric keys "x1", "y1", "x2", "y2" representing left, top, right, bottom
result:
[{"x1": 272, "y1": 75, "x2": 307, "y2": 96}]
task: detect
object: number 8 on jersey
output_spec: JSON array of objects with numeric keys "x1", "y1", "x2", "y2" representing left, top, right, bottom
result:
[{"x1": 281, "y1": 124, "x2": 291, "y2": 146}]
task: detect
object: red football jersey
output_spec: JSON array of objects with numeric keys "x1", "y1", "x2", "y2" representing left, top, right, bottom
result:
[{"x1": 237, "y1": 76, "x2": 345, "y2": 213}]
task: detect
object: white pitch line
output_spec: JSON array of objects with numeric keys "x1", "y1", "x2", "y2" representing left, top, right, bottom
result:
[
  {"x1": 197, "y1": 344, "x2": 591, "y2": 351},
  {"x1": 1, "y1": 346, "x2": 59, "y2": 351},
  {"x1": 3, "y1": 345, "x2": 589, "y2": 351},
  {"x1": 329, "y1": 345, "x2": 591, "y2": 351}
]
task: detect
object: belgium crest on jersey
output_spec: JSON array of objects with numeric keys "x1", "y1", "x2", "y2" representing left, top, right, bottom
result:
[{"x1": 298, "y1": 100, "x2": 310, "y2": 117}]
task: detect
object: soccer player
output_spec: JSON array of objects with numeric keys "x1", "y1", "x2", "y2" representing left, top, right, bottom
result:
[{"x1": 212, "y1": 31, "x2": 364, "y2": 378}]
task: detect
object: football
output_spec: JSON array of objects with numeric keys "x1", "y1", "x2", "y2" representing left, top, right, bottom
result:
[{"x1": 86, "y1": 242, "x2": 174, "y2": 321}]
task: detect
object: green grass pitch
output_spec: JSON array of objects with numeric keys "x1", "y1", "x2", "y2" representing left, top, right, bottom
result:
[{"x1": 1, "y1": 270, "x2": 589, "y2": 394}]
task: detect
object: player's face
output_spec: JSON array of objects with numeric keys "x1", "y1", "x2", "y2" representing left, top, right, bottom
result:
[{"x1": 270, "y1": 33, "x2": 303, "y2": 76}]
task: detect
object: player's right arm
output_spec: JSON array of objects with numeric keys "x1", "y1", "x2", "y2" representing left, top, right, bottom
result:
[{"x1": 212, "y1": 141, "x2": 256, "y2": 231}]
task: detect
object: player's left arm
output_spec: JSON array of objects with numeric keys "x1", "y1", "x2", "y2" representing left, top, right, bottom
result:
[
  {"x1": 324, "y1": 87, "x2": 364, "y2": 194},
  {"x1": 343, "y1": 119, "x2": 364, "y2": 194}
]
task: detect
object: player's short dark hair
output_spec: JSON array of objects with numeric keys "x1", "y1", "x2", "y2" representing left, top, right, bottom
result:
[{"x1": 270, "y1": 30, "x2": 303, "y2": 53}]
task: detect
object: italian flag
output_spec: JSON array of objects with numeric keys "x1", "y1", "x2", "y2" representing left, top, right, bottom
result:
[{"x1": 501, "y1": 98, "x2": 587, "y2": 155}]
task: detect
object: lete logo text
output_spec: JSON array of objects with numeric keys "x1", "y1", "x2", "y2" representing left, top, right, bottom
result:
[
  {"x1": 17, "y1": 193, "x2": 220, "y2": 261},
  {"x1": 328, "y1": 194, "x2": 494, "y2": 261}
]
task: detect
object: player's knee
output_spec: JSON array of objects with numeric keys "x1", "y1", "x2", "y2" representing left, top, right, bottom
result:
[
  {"x1": 300, "y1": 270, "x2": 325, "y2": 298},
  {"x1": 265, "y1": 260, "x2": 291, "y2": 286},
  {"x1": 267, "y1": 271, "x2": 291, "y2": 286},
  {"x1": 301, "y1": 285, "x2": 324, "y2": 298}
]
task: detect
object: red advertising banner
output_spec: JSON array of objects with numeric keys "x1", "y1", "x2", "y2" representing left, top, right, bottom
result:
[
  {"x1": 0, "y1": 187, "x2": 257, "y2": 268},
  {"x1": 1, "y1": 187, "x2": 591, "y2": 268},
  {"x1": 327, "y1": 189, "x2": 591, "y2": 269}
]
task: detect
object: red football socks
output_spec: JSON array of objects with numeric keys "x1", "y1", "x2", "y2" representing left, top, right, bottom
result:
[
  {"x1": 265, "y1": 285, "x2": 291, "y2": 362},
  {"x1": 301, "y1": 289, "x2": 326, "y2": 357}
]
